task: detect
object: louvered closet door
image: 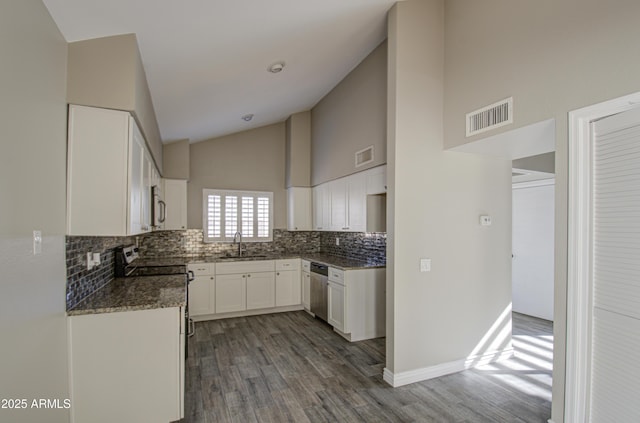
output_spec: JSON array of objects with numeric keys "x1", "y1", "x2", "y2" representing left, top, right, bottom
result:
[{"x1": 591, "y1": 107, "x2": 640, "y2": 422}]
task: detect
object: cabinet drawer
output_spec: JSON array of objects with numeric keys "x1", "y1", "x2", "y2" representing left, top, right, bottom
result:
[
  {"x1": 276, "y1": 259, "x2": 300, "y2": 271},
  {"x1": 301, "y1": 260, "x2": 310, "y2": 272},
  {"x1": 188, "y1": 263, "x2": 214, "y2": 276},
  {"x1": 328, "y1": 267, "x2": 344, "y2": 284},
  {"x1": 216, "y1": 260, "x2": 275, "y2": 275}
]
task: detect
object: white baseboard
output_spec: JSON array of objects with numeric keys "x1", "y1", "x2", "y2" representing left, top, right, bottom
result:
[
  {"x1": 191, "y1": 305, "x2": 303, "y2": 321},
  {"x1": 383, "y1": 347, "x2": 514, "y2": 387}
]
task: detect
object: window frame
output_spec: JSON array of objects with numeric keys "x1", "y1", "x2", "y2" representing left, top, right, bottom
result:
[{"x1": 202, "y1": 189, "x2": 274, "y2": 243}]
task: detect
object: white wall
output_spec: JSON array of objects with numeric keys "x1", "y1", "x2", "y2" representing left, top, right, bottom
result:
[
  {"x1": 0, "y1": 1, "x2": 70, "y2": 422},
  {"x1": 311, "y1": 41, "x2": 387, "y2": 185},
  {"x1": 444, "y1": 1, "x2": 640, "y2": 420},
  {"x1": 512, "y1": 182, "x2": 555, "y2": 321},
  {"x1": 386, "y1": 0, "x2": 512, "y2": 382}
]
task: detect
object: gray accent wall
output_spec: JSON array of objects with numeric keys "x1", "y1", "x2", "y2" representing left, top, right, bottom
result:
[
  {"x1": 67, "y1": 34, "x2": 164, "y2": 173},
  {"x1": 187, "y1": 123, "x2": 287, "y2": 229},
  {"x1": 386, "y1": 0, "x2": 512, "y2": 384},
  {"x1": 0, "y1": 0, "x2": 70, "y2": 421},
  {"x1": 444, "y1": 1, "x2": 640, "y2": 420},
  {"x1": 285, "y1": 111, "x2": 311, "y2": 188},
  {"x1": 311, "y1": 41, "x2": 387, "y2": 185},
  {"x1": 163, "y1": 139, "x2": 190, "y2": 179}
]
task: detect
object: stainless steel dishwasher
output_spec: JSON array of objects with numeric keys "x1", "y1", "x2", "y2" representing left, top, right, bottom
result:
[{"x1": 310, "y1": 262, "x2": 329, "y2": 322}]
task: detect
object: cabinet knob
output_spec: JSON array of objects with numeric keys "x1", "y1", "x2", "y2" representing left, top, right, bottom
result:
[
  {"x1": 210, "y1": 277, "x2": 214, "y2": 280},
  {"x1": 277, "y1": 272, "x2": 280, "y2": 276},
  {"x1": 247, "y1": 274, "x2": 251, "y2": 277}
]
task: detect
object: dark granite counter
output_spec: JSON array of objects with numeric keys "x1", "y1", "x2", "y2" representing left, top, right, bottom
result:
[
  {"x1": 134, "y1": 253, "x2": 385, "y2": 270},
  {"x1": 67, "y1": 274, "x2": 187, "y2": 316},
  {"x1": 300, "y1": 254, "x2": 385, "y2": 270}
]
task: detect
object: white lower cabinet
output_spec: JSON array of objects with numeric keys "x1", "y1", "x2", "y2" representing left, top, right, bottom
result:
[
  {"x1": 301, "y1": 260, "x2": 311, "y2": 310},
  {"x1": 275, "y1": 259, "x2": 301, "y2": 307},
  {"x1": 246, "y1": 272, "x2": 276, "y2": 310},
  {"x1": 215, "y1": 273, "x2": 247, "y2": 313},
  {"x1": 68, "y1": 307, "x2": 184, "y2": 423},
  {"x1": 326, "y1": 267, "x2": 386, "y2": 342},
  {"x1": 188, "y1": 263, "x2": 215, "y2": 316},
  {"x1": 191, "y1": 259, "x2": 305, "y2": 319},
  {"x1": 328, "y1": 280, "x2": 346, "y2": 331}
]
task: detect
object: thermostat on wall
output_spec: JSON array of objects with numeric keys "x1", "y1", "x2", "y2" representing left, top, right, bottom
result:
[{"x1": 480, "y1": 215, "x2": 492, "y2": 226}]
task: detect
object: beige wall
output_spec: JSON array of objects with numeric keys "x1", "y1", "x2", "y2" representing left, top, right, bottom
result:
[
  {"x1": 386, "y1": 0, "x2": 512, "y2": 378},
  {"x1": 68, "y1": 34, "x2": 164, "y2": 173},
  {"x1": 163, "y1": 139, "x2": 190, "y2": 179},
  {"x1": 187, "y1": 123, "x2": 287, "y2": 229},
  {"x1": 444, "y1": 1, "x2": 640, "y2": 420},
  {"x1": 0, "y1": 0, "x2": 69, "y2": 421},
  {"x1": 513, "y1": 152, "x2": 555, "y2": 174},
  {"x1": 285, "y1": 111, "x2": 311, "y2": 188},
  {"x1": 311, "y1": 41, "x2": 387, "y2": 186}
]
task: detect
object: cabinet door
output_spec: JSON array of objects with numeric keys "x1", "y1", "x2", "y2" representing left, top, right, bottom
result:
[
  {"x1": 347, "y1": 172, "x2": 367, "y2": 232},
  {"x1": 215, "y1": 274, "x2": 246, "y2": 313},
  {"x1": 189, "y1": 275, "x2": 214, "y2": 316},
  {"x1": 246, "y1": 272, "x2": 275, "y2": 310},
  {"x1": 275, "y1": 270, "x2": 301, "y2": 307},
  {"x1": 328, "y1": 281, "x2": 346, "y2": 332},
  {"x1": 287, "y1": 187, "x2": 312, "y2": 231},
  {"x1": 302, "y1": 271, "x2": 311, "y2": 310},
  {"x1": 329, "y1": 179, "x2": 348, "y2": 231},
  {"x1": 164, "y1": 179, "x2": 188, "y2": 230},
  {"x1": 366, "y1": 165, "x2": 387, "y2": 195},
  {"x1": 312, "y1": 184, "x2": 330, "y2": 231},
  {"x1": 141, "y1": 150, "x2": 152, "y2": 232},
  {"x1": 128, "y1": 128, "x2": 145, "y2": 235},
  {"x1": 69, "y1": 308, "x2": 182, "y2": 422},
  {"x1": 67, "y1": 105, "x2": 130, "y2": 236}
]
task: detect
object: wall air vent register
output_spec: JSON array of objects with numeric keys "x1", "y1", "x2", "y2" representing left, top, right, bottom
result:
[
  {"x1": 466, "y1": 97, "x2": 513, "y2": 137},
  {"x1": 355, "y1": 145, "x2": 374, "y2": 167}
]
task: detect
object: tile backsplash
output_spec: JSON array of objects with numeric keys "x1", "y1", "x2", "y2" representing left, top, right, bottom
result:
[
  {"x1": 319, "y1": 231, "x2": 386, "y2": 265},
  {"x1": 66, "y1": 235, "x2": 134, "y2": 310},
  {"x1": 66, "y1": 229, "x2": 386, "y2": 310},
  {"x1": 137, "y1": 229, "x2": 321, "y2": 257}
]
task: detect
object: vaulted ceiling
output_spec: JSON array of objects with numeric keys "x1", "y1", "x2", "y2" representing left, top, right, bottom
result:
[{"x1": 43, "y1": 0, "x2": 396, "y2": 143}]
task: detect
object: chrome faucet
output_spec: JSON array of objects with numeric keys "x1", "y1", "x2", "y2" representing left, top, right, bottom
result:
[{"x1": 233, "y1": 231, "x2": 244, "y2": 257}]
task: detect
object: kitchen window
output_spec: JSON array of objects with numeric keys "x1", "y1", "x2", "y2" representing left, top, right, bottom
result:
[{"x1": 202, "y1": 189, "x2": 273, "y2": 242}]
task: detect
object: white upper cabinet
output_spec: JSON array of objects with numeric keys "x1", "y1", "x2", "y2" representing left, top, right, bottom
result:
[
  {"x1": 164, "y1": 179, "x2": 188, "y2": 230},
  {"x1": 327, "y1": 172, "x2": 366, "y2": 232},
  {"x1": 287, "y1": 187, "x2": 312, "y2": 231},
  {"x1": 67, "y1": 105, "x2": 159, "y2": 236},
  {"x1": 311, "y1": 166, "x2": 385, "y2": 233},
  {"x1": 312, "y1": 183, "x2": 330, "y2": 231},
  {"x1": 365, "y1": 165, "x2": 387, "y2": 195}
]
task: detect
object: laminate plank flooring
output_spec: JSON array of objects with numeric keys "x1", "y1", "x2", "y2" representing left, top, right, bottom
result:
[{"x1": 181, "y1": 311, "x2": 552, "y2": 423}]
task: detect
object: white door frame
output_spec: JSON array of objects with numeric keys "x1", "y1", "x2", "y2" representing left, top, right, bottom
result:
[{"x1": 566, "y1": 91, "x2": 640, "y2": 422}]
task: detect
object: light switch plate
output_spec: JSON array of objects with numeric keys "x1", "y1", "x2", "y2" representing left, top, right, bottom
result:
[
  {"x1": 420, "y1": 258, "x2": 431, "y2": 272},
  {"x1": 480, "y1": 215, "x2": 492, "y2": 226},
  {"x1": 33, "y1": 230, "x2": 42, "y2": 255}
]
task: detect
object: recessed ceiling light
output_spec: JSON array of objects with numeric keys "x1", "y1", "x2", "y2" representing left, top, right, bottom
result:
[
  {"x1": 241, "y1": 114, "x2": 254, "y2": 122},
  {"x1": 268, "y1": 62, "x2": 285, "y2": 73}
]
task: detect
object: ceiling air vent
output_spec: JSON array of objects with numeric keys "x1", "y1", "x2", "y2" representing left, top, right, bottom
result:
[
  {"x1": 466, "y1": 97, "x2": 513, "y2": 137},
  {"x1": 355, "y1": 145, "x2": 374, "y2": 167}
]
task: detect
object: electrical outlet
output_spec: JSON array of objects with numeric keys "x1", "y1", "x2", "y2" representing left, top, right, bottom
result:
[
  {"x1": 33, "y1": 230, "x2": 42, "y2": 255},
  {"x1": 335, "y1": 237, "x2": 340, "y2": 246},
  {"x1": 420, "y1": 258, "x2": 431, "y2": 272}
]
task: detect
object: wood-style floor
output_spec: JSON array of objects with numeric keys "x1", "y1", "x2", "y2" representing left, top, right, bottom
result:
[{"x1": 182, "y1": 311, "x2": 552, "y2": 423}]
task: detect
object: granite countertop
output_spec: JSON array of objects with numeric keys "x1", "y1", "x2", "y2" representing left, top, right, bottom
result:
[
  {"x1": 135, "y1": 253, "x2": 385, "y2": 270},
  {"x1": 67, "y1": 274, "x2": 187, "y2": 316},
  {"x1": 300, "y1": 254, "x2": 385, "y2": 270}
]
